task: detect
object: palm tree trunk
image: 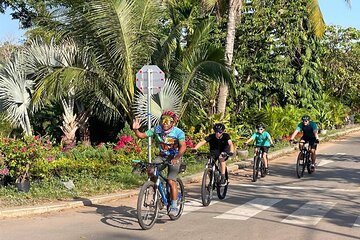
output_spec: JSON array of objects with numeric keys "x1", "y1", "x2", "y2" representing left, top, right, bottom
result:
[
  {"x1": 217, "y1": 0, "x2": 242, "y2": 116},
  {"x1": 60, "y1": 97, "x2": 78, "y2": 151}
]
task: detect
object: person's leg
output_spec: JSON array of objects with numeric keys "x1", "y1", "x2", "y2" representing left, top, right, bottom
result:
[
  {"x1": 219, "y1": 153, "x2": 228, "y2": 184},
  {"x1": 167, "y1": 159, "x2": 181, "y2": 213},
  {"x1": 310, "y1": 139, "x2": 317, "y2": 170},
  {"x1": 262, "y1": 147, "x2": 270, "y2": 174}
]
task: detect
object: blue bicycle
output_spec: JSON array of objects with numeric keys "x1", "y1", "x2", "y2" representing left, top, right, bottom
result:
[{"x1": 132, "y1": 160, "x2": 186, "y2": 230}]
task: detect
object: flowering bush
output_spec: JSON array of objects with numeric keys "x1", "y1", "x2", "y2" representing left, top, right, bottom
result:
[
  {"x1": 0, "y1": 136, "x2": 56, "y2": 183},
  {"x1": 0, "y1": 153, "x2": 9, "y2": 184},
  {"x1": 114, "y1": 135, "x2": 142, "y2": 153}
]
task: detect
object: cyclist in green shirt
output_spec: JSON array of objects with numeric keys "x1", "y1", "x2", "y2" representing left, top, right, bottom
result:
[{"x1": 244, "y1": 123, "x2": 274, "y2": 175}]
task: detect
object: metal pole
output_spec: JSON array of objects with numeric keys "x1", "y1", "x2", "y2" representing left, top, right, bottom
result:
[{"x1": 147, "y1": 69, "x2": 153, "y2": 163}]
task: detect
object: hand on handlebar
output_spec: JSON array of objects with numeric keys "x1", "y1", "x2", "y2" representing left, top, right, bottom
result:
[
  {"x1": 315, "y1": 139, "x2": 320, "y2": 144},
  {"x1": 190, "y1": 148, "x2": 198, "y2": 154}
]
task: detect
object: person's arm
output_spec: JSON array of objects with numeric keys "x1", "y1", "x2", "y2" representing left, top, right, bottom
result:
[
  {"x1": 193, "y1": 140, "x2": 207, "y2": 150},
  {"x1": 172, "y1": 140, "x2": 186, "y2": 164},
  {"x1": 132, "y1": 118, "x2": 148, "y2": 139},
  {"x1": 268, "y1": 133, "x2": 274, "y2": 145},
  {"x1": 312, "y1": 122, "x2": 319, "y2": 140},
  {"x1": 291, "y1": 123, "x2": 302, "y2": 140},
  {"x1": 245, "y1": 133, "x2": 256, "y2": 144},
  {"x1": 228, "y1": 139, "x2": 235, "y2": 153}
]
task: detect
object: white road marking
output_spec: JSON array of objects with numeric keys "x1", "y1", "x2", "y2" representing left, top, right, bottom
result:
[
  {"x1": 214, "y1": 198, "x2": 281, "y2": 220},
  {"x1": 353, "y1": 216, "x2": 360, "y2": 228},
  {"x1": 317, "y1": 160, "x2": 334, "y2": 166},
  {"x1": 336, "y1": 153, "x2": 346, "y2": 155},
  {"x1": 282, "y1": 201, "x2": 336, "y2": 226},
  {"x1": 231, "y1": 183, "x2": 360, "y2": 192},
  {"x1": 183, "y1": 199, "x2": 218, "y2": 215}
]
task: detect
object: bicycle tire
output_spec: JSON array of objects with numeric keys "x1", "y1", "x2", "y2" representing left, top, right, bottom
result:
[
  {"x1": 217, "y1": 167, "x2": 228, "y2": 199},
  {"x1": 260, "y1": 159, "x2": 266, "y2": 178},
  {"x1": 252, "y1": 156, "x2": 260, "y2": 182},
  {"x1": 167, "y1": 178, "x2": 185, "y2": 220},
  {"x1": 306, "y1": 154, "x2": 312, "y2": 174},
  {"x1": 201, "y1": 168, "x2": 213, "y2": 206},
  {"x1": 137, "y1": 181, "x2": 159, "y2": 230},
  {"x1": 296, "y1": 152, "x2": 305, "y2": 178}
]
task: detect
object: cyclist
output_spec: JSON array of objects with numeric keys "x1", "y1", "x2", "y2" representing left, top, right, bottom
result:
[
  {"x1": 192, "y1": 123, "x2": 234, "y2": 186},
  {"x1": 289, "y1": 115, "x2": 319, "y2": 172},
  {"x1": 132, "y1": 111, "x2": 186, "y2": 216},
  {"x1": 244, "y1": 123, "x2": 274, "y2": 175}
]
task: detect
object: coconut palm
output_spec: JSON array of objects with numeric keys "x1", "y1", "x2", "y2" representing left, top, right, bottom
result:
[{"x1": 0, "y1": 52, "x2": 33, "y2": 136}]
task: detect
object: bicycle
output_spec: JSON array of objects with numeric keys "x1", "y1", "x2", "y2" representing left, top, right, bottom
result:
[
  {"x1": 292, "y1": 140, "x2": 313, "y2": 178},
  {"x1": 131, "y1": 160, "x2": 186, "y2": 230},
  {"x1": 194, "y1": 151, "x2": 229, "y2": 206},
  {"x1": 251, "y1": 145, "x2": 268, "y2": 182}
]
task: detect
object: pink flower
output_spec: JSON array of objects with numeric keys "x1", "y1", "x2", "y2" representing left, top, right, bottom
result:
[
  {"x1": 34, "y1": 135, "x2": 40, "y2": 141},
  {"x1": 46, "y1": 156, "x2": 55, "y2": 162},
  {"x1": 0, "y1": 167, "x2": 9, "y2": 176}
]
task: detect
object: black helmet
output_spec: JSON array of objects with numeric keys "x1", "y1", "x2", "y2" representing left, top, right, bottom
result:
[
  {"x1": 256, "y1": 123, "x2": 264, "y2": 129},
  {"x1": 213, "y1": 123, "x2": 225, "y2": 133},
  {"x1": 302, "y1": 115, "x2": 310, "y2": 121}
]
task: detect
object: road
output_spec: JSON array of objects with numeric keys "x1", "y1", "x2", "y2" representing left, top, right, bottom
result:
[{"x1": 1, "y1": 132, "x2": 360, "y2": 240}]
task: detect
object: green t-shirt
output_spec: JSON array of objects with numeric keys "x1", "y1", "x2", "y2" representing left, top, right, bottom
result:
[{"x1": 251, "y1": 131, "x2": 271, "y2": 147}]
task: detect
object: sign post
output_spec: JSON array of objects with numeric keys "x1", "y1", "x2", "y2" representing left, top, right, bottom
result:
[{"x1": 136, "y1": 65, "x2": 165, "y2": 163}]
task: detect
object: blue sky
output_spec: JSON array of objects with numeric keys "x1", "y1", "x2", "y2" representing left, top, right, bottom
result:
[{"x1": 0, "y1": 1, "x2": 360, "y2": 44}]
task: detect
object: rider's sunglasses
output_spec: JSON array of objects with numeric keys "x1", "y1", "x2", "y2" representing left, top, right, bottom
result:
[
  {"x1": 161, "y1": 116, "x2": 174, "y2": 125},
  {"x1": 215, "y1": 130, "x2": 224, "y2": 134},
  {"x1": 303, "y1": 120, "x2": 309, "y2": 123},
  {"x1": 257, "y1": 128, "x2": 264, "y2": 131}
]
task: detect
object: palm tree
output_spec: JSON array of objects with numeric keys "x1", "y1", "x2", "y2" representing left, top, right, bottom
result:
[
  {"x1": 0, "y1": 52, "x2": 33, "y2": 136},
  {"x1": 23, "y1": 38, "x2": 91, "y2": 149},
  {"x1": 308, "y1": 0, "x2": 351, "y2": 38}
]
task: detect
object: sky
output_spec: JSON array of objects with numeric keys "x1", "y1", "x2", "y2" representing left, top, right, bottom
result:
[{"x1": 0, "y1": 1, "x2": 360, "y2": 44}]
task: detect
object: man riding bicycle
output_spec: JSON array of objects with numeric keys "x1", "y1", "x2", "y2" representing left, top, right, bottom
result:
[
  {"x1": 290, "y1": 115, "x2": 320, "y2": 172},
  {"x1": 244, "y1": 123, "x2": 274, "y2": 175},
  {"x1": 192, "y1": 123, "x2": 234, "y2": 186},
  {"x1": 132, "y1": 111, "x2": 186, "y2": 216}
]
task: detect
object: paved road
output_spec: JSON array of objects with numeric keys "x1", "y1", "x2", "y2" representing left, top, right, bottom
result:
[{"x1": 1, "y1": 132, "x2": 360, "y2": 240}]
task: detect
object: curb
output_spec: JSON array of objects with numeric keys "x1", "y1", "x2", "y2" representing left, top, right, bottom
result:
[{"x1": 1, "y1": 125, "x2": 360, "y2": 219}]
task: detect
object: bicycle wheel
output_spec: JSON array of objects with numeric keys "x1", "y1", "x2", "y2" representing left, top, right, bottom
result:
[
  {"x1": 217, "y1": 167, "x2": 228, "y2": 199},
  {"x1": 260, "y1": 159, "x2": 266, "y2": 178},
  {"x1": 168, "y1": 178, "x2": 185, "y2": 220},
  {"x1": 306, "y1": 154, "x2": 313, "y2": 174},
  {"x1": 137, "y1": 181, "x2": 159, "y2": 230},
  {"x1": 252, "y1": 156, "x2": 260, "y2": 182},
  {"x1": 296, "y1": 152, "x2": 305, "y2": 178},
  {"x1": 201, "y1": 168, "x2": 213, "y2": 206}
]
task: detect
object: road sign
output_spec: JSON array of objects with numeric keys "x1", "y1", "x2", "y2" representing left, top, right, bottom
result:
[{"x1": 136, "y1": 65, "x2": 165, "y2": 94}]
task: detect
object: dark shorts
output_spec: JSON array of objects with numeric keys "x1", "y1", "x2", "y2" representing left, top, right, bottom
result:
[
  {"x1": 255, "y1": 146, "x2": 269, "y2": 153},
  {"x1": 154, "y1": 156, "x2": 181, "y2": 181},
  {"x1": 210, "y1": 149, "x2": 230, "y2": 161},
  {"x1": 300, "y1": 136, "x2": 317, "y2": 150}
]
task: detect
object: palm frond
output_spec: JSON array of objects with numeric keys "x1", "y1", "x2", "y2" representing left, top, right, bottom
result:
[
  {"x1": 0, "y1": 52, "x2": 33, "y2": 135},
  {"x1": 308, "y1": 0, "x2": 325, "y2": 38},
  {"x1": 132, "y1": 79, "x2": 182, "y2": 126}
]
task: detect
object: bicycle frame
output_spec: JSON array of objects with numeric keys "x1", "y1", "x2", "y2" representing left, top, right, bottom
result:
[{"x1": 295, "y1": 142, "x2": 313, "y2": 178}]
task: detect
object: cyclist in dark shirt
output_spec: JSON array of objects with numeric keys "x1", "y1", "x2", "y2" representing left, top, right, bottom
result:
[
  {"x1": 192, "y1": 123, "x2": 234, "y2": 185},
  {"x1": 290, "y1": 115, "x2": 320, "y2": 172}
]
